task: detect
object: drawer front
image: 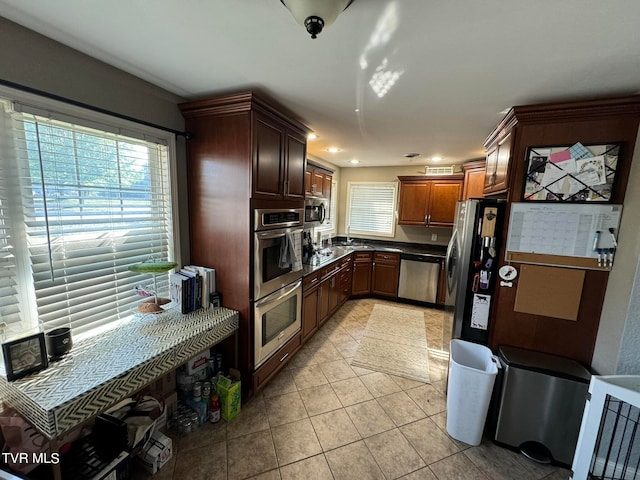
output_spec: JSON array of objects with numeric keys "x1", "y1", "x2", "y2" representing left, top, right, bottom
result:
[
  {"x1": 254, "y1": 332, "x2": 302, "y2": 391},
  {"x1": 339, "y1": 256, "x2": 353, "y2": 270},
  {"x1": 354, "y1": 252, "x2": 373, "y2": 262},
  {"x1": 374, "y1": 252, "x2": 400, "y2": 264},
  {"x1": 303, "y1": 271, "x2": 321, "y2": 290},
  {"x1": 321, "y1": 263, "x2": 340, "y2": 281}
]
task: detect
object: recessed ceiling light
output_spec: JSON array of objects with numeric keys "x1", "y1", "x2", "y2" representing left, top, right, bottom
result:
[
  {"x1": 431, "y1": 156, "x2": 443, "y2": 162},
  {"x1": 355, "y1": 108, "x2": 360, "y2": 113},
  {"x1": 307, "y1": 133, "x2": 318, "y2": 140},
  {"x1": 326, "y1": 147, "x2": 341, "y2": 153},
  {"x1": 350, "y1": 159, "x2": 360, "y2": 165}
]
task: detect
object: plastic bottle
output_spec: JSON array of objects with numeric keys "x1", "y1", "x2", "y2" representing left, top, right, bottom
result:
[{"x1": 209, "y1": 394, "x2": 221, "y2": 423}]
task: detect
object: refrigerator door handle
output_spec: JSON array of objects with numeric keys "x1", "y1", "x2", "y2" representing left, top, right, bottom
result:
[{"x1": 445, "y1": 228, "x2": 458, "y2": 294}]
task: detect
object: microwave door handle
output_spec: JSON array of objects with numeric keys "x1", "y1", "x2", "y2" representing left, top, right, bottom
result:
[
  {"x1": 319, "y1": 203, "x2": 326, "y2": 224},
  {"x1": 255, "y1": 280, "x2": 302, "y2": 308}
]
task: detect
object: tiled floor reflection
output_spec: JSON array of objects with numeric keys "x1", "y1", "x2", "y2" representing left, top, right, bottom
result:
[{"x1": 132, "y1": 298, "x2": 571, "y2": 480}]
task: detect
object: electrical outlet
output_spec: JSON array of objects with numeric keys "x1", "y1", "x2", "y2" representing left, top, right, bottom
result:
[{"x1": 431, "y1": 233, "x2": 438, "y2": 241}]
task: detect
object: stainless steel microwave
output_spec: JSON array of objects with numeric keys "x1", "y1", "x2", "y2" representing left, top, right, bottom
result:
[{"x1": 304, "y1": 196, "x2": 328, "y2": 227}]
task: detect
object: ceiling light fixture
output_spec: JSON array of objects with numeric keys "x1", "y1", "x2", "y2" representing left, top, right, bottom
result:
[
  {"x1": 431, "y1": 156, "x2": 443, "y2": 162},
  {"x1": 350, "y1": 159, "x2": 360, "y2": 165},
  {"x1": 327, "y1": 147, "x2": 341, "y2": 153},
  {"x1": 307, "y1": 133, "x2": 318, "y2": 140},
  {"x1": 281, "y1": 0, "x2": 354, "y2": 39}
]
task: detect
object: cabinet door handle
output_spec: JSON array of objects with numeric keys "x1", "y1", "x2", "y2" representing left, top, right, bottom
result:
[
  {"x1": 424, "y1": 214, "x2": 428, "y2": 225},
  {"x1": 280, "y1": 352, "x2": 290, "y2": 362},
  {"x1": 427, "y1": 214, "x2": 431, "y2": 225},
  {"x1": 310, "y1": 277, "x2": 318, "y2": 284}
]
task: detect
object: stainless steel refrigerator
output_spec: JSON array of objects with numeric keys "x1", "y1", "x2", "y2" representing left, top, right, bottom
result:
[{"x1": 443, "y1": 198, "x2": 506, "y2": 347}]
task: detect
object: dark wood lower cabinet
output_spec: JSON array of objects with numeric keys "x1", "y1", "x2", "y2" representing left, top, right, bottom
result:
[
  {"x1": 318, "y1": 280, "x2": 331, "y2": 326},
  {"x1": 352, "y1": 252, "x2": 373, "y2": 295},
  {"x1": 371, "y1": 253, "x2": 400, "y2": 298},
  {"x1": 302, "y1": 287, "x2": 319, "y2": 341},
  {"x1": 253, "y1": 331, "x2": 301, "y2": 392},
  {"x1": 339, "y1": 266, "x2": 352, "y2": 304}
]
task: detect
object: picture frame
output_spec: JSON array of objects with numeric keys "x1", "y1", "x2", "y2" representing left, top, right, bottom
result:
[
  {"x1": 2, "y1": 332, "x2": 49, "y2": 381},
  {"x1": 523, "y1": 143, "x2": 620, "y2": 202}
]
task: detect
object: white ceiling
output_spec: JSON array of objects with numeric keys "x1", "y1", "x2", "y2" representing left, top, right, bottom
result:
[{"x1": 1, "y1": 0, "x2": 639, "y2": 168}]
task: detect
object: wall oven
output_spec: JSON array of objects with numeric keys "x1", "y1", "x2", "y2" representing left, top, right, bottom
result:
[
  {"x1": 304, "y1": 196, "x2": 328, "y2": 227},
  {"x1": 254, "y1": 208, "x2": 304, "y2": 300},
  {"x1": 254, "y1": 279, "x2": 302, "y2": 368}
]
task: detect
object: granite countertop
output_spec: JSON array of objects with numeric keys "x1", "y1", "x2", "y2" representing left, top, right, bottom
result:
[{"x1": 303, "y1": 239, "x2": 447, "y2": 275}]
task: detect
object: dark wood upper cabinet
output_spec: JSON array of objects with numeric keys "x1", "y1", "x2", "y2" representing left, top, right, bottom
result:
[
  {"x1": 462, "y1": 160, "x2": 486, "y2": 200},
  {"x1": 484, "y1": 131, "x2": 513, "y2": 195},
  {"x1": 306, "y1": 161, "x2": 333, "y2": 199},
  {"x1": 252, "y1": 111, "x2": 306, "y2": 201},
  {"x1": 397, "y1": 176, "x2": 463, "y2": 227},
  {"x1": 285, "y1": 132, "x2": 306, "y2": 199},
  {"x1": 253, "y1": 114, "x2": 284, "y2": 198}
]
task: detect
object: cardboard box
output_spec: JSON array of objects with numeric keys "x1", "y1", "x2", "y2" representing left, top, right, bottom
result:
[
  {"x1": 138, "y1": 431, "x2": 172, "y2": 475},
  {"x1": 216, "y1": 368, "x2": 241, "y2": 421},
  {"x1": 186, "y1": 350, "x2": 210, "y2": 375},
  {"x1": 155, "y1": 391, "x2": 178, "y2": 431}
]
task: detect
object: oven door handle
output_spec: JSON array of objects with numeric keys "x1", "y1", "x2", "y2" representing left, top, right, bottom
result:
[
  {"x1": 255, "y1": 280, "x2": 302, "y2": 308},
  {"x1": 256, "y1": 227, "x2": 303, "y2": 240}
]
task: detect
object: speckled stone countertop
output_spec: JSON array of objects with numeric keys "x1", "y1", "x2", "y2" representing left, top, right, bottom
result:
[
  {"x1": 0, "y1": 306, "x2": 239, "y2": 439},
  {"x1": 303, "y1": 239, "x2": 446, "y2": 275}
]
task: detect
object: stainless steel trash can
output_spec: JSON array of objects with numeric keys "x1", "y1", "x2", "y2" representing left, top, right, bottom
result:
[{"x1": 494, "y1": 345, "x2": 591, "y2": 466}]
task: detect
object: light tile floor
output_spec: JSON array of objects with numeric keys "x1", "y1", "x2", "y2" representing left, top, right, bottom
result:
[{"x1": 132, "y1": 298, "x2": 571, "y2": 480}]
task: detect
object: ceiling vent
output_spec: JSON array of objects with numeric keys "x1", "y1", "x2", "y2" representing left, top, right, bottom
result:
[{"x1": 425, "y1": 165, "x2": 454, "y2": 175}]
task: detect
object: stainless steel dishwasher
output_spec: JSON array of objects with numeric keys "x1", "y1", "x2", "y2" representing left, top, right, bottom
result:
[{"x1": 398, "y1": 253, "x2": 442, "y2": 303}]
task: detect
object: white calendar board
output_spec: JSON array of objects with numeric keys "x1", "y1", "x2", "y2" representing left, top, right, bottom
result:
[{"x1": 506, "y1": 203, "x2": 622, "y2": 259}]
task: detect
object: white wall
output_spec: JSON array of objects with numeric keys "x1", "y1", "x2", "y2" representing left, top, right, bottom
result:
[{"x1": 592, "y1": 127, "x2": 640, "y2": 374}]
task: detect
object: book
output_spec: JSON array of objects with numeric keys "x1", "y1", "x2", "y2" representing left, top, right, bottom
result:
[
  {"x1": 169, "y1": 272, "x2": 189, "y2": 313},
  {"x1": 179, "y1": 269, "x2": 197, "y2": 312},
  {"x1": 184, "y1": 265, "x2": 216, "y2": 309}
]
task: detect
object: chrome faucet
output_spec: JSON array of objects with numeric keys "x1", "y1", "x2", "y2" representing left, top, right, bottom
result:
[{"x1": 346, "y1": 224, "x2": 352, "y2": 245}]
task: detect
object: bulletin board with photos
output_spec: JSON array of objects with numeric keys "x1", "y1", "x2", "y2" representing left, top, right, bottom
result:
[{"x1": 523, "y1": 142, "x2": 620, "y2": 202}]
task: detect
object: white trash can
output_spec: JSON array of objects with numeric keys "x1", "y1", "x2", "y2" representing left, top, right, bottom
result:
[{"x1": 446, "y1": 339, "x2": 499, "y2": 446}]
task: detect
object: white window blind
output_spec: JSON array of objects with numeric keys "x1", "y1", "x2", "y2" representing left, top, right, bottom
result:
[
  {"x1": 346, "y1": 182, "x2": 397, "y2": 237},
  {"x1": 0, "y1": 106, "x2": 25, "y2": 327},
  {"x1": 0, "y1": 98, "x2": 175, "y2": 338}
]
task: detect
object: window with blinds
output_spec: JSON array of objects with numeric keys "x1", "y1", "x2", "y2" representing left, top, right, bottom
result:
[
  {"x1": 346, "y1": 182, "x2": 398, "y2": 237},
  {"x1": 0, "y1": 96, "x2": 176, "y2": 339}
]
